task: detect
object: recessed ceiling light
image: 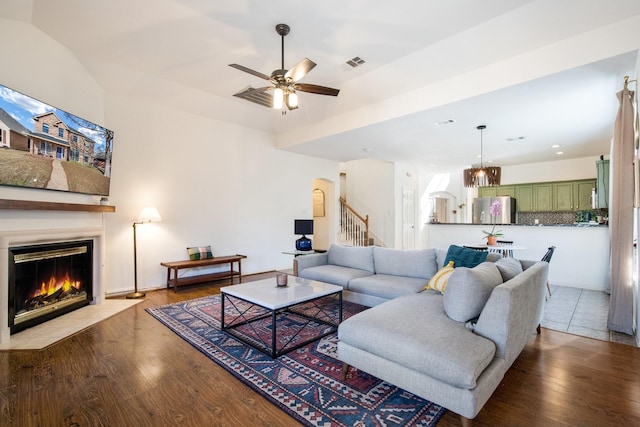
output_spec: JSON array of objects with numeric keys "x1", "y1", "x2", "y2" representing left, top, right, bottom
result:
[
  {"x1": 551, "y1": 144, "x2": 561, "y2": 148},
  {"x1": 556, "y1": 151, "x2": 564, "y2": 155},
  {"x1": 434, "y1": 119, "x2": 456, "y2": 126}
]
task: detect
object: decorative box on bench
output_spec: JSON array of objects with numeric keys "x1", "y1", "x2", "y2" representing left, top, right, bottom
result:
[{"x1": 160, "y1": 254, "x2": 246, "y2": 291}]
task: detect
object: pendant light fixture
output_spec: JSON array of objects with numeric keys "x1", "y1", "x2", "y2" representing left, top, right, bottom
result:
[{"x1": 463, "y1": 125, "x2": 501, "y2": 187}]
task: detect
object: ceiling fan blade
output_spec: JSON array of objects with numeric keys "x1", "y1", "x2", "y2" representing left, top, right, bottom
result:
[
  {"x1": 285, "y1": 58, "x2": 316, "y2": 82},
  {"x1": 294, "y1": 83, "x2": 340, "y2": 96},
  {"x1": 232, "y1": 86, "x2": 273, "y2": 108},
  {"x1": 229, "y1": 64, "x2": 271, "y2": 81}
]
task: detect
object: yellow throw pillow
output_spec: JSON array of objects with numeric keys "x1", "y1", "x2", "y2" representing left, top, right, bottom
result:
[{"x1": 423, "y1": 260, "x2": 455, "y2": 293}]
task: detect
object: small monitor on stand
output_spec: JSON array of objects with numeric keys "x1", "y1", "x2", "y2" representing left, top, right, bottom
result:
[{"x1": 294, "y1": 219, "x2": 313, "y2": 251}]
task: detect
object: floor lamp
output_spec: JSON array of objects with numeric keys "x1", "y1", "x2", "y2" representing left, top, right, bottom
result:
[{"x1": 127, "y1": 207, "x2": 162, "y2": 299}]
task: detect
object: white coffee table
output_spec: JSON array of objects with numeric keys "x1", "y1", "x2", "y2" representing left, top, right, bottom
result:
[{"x1": 220, "y1": 276, "x2": 343, "y2": 358}]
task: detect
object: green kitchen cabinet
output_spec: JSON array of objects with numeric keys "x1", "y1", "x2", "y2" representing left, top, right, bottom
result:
[
  {"x1": 495, "y1": 185, "x2": 515, "y2": 198},
  {"x1": 515, "y1": 184, "x2": 551, "y2": 212},
  {"x1": 553, "y1": 180, "x2": 595, "y2": 211},
  {"x1": 554, "y1": 182, "x2": 574, "y2": 211},
  {"x1": 479, "y1": 185, "x2": 515, "y2": 198},
  {"x1": 488, "y1": 180, "x2": 595, "y2": 213},
  {"x1": 478, "y1": 187, "x2": 497, "y2": 197},
  {"x1": 515, "y1": 185, "x2": 534, "y2": 212},
  {"x1": 574, "y1": 179, "x2": 596, "y2": 210},
  {"x1": 534, "y1": 183, "x2": 553, "y2": 211}
]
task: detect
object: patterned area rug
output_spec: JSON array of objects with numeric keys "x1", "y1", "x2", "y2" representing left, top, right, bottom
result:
[{"x1": 146, "y1": 295, "x2": 444, "y2": 427}]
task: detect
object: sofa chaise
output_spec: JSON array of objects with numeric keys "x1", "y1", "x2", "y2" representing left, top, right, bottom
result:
[{"x1": 295, "y1": 244, "x2": 549, "y2": 426}]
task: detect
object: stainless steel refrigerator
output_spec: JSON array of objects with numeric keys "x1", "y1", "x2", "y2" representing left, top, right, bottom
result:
[{"x1": 472, "y1": 196, "x2": 516, "y2": 224}]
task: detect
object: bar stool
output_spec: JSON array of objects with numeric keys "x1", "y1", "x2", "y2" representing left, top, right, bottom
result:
[
  {"x1": 496, "y1": 239, "x2": 514, "y2": 257},
  {"x1": 541, "y1": 246, "x2": 555, "y2": 298}
]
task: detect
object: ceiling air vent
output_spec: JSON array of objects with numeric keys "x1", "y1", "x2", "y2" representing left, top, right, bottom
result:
[
  {"x1": 346, "y1": 56, "x2": 366, "y2": 68},
  {"x1": 435, "y1": 119, "x2": 456, "y2": 127}
]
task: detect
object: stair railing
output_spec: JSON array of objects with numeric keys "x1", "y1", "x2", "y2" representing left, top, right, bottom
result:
[{"x1": 339, "y1": 197, "x2": 370, "y2": 246}]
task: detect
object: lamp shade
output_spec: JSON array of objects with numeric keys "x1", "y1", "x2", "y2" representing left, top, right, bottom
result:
[
  {"x1": 463, "y1": 166, "x2": 501, "y2": 187},
  {"x1": 273, "y1": 87, "x2": 284, "y2": 109},
  {"x1": 287, "y1": 91, "x2": 298, "y2": 108},
  {"x1": 138, "y1": 207, "x2": 162, "y2": 223},
  {"x1": 463, "y1": 124, "x2": 501, "y2": 187}
]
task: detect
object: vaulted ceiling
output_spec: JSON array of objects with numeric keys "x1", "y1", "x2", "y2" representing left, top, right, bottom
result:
[{"x1": 4, "y1": 0, "x2": 640, "y2": 170}]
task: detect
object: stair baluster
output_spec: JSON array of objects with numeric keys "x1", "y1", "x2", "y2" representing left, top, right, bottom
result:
[{"x1": 339, "y1": 197, "x2": 369, "y2": 246}]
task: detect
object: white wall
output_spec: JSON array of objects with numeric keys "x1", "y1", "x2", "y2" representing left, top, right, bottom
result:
[
  {"x1": 0, "y1": 19, "x2": 340, "y2": 296},
  {"x1": 500, "y1": 156, "x2": 601, "y2": 184},
  {"x1": 104, "y1": 93, "x2": 340, "y2": 294}
]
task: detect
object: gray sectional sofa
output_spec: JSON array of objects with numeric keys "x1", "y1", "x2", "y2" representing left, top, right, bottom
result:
[{"x1": 295, "y1": 244, "x2": 549, "y2": 427}]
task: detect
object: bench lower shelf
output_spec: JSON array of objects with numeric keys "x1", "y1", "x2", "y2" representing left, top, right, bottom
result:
[
  {"x1": 161, "y1": 254, "x2": 246, "y2": 292},
  {"x1": 166, "y1": 270, "x2": 240, "y2": 289}
]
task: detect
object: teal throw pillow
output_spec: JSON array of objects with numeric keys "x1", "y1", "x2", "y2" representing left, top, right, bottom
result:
[{"x1": 443, "y1": 245, "x2": 488, "y2": 268}]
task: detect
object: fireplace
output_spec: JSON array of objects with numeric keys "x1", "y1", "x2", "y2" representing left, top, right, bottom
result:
[{"x1": 8, "y1": 240, "x2": 93, "y2": 334}]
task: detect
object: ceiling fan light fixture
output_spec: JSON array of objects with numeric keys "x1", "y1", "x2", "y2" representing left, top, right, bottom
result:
[
  {"x1": 287, "y1": 91, "x2": 298, "y2": 108},
  {"x1": 273, "y1": 87, "x2": 284, "y2": 109},
  {"x1": 229, "y1": 23, "x2": 339, "y2": 112},
  {"x1": 463, "y1": 125, "x2": 501, "y2": 187}
]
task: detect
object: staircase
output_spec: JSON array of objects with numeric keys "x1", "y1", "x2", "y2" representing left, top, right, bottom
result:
[{"x1": 339, "y1": 197, "x2": 371, "y2": 246}]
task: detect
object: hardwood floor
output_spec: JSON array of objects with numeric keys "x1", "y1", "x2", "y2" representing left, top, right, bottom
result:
[{"x1": 2, "y1": 273, "x2": 640, "y2": 426}]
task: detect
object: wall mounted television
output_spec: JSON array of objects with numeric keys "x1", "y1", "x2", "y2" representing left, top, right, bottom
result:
[{"x1": 0, "y1": 83, "x2": 114, "y2": 196}]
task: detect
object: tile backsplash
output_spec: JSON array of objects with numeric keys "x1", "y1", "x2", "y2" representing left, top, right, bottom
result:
[{"x1": 518, "y1": 209, "x2": 608, "y2": 225}]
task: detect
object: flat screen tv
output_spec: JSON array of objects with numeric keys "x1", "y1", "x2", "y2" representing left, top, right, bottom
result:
[
  {"x1": 0, "y1": 83, "x2": 114, "y2": 196},
  {"x1": 294, "y1": 219, "x2": 314, "y2": 236}
]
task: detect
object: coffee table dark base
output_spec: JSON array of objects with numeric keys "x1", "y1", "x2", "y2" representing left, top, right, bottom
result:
[{"x1": 221, "y1": 291, "x2": 343, "y2": 358}]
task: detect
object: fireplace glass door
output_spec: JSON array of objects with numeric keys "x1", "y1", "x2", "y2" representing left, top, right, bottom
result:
[{"x1": 9, "y1": 240, "x2": 93, "y2": 334}]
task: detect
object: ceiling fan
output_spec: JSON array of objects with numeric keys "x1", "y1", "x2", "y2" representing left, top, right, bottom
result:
[{"x1": 229, "y1": 23, "x2": 340, "y2": 112}]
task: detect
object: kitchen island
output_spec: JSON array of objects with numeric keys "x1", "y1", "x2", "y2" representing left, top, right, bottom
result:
[{"x1": 425, "y1": 223, "x2": 609, "y2": 291}]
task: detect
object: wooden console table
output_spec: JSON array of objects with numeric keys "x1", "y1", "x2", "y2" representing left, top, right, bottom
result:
[{"x1": 160, "y1": 254, "x2": 246, "y2": 292}]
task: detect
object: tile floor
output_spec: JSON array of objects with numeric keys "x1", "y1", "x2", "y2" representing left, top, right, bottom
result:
[{"x1": 541, "y1": 285, "x2": 637, "y2": 346}]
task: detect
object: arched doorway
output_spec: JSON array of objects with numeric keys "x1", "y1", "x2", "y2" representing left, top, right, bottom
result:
[{"x1": 312, "y1": 178, "x2": 335, "y2": 250}]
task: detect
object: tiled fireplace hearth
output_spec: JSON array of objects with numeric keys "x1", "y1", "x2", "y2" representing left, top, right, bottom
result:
[{"x1": 0, "y1": 227, "x2": 105, "y2": 344}]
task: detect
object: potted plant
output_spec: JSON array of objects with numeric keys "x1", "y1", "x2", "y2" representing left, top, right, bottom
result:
[{"x1": 483, "y1": 199, "x2": 504, "y2": 245}]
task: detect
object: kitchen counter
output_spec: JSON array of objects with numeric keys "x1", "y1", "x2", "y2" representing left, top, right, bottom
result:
[{"x1": 425, "y1": 223, "x2": 609, "y2": 291}]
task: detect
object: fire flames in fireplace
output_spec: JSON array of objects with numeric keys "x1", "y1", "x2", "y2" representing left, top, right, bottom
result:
[{"x1": 23, "y1": 273, "x2": 84, "y2": 312}]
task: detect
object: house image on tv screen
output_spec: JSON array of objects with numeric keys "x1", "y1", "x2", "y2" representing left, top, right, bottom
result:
[
  {"x1": 0, "y1": 84, "x2": 114, "y2": 196},
  {"x1": 31, "y1": 112, "x2": 97, "y2": 164}
]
